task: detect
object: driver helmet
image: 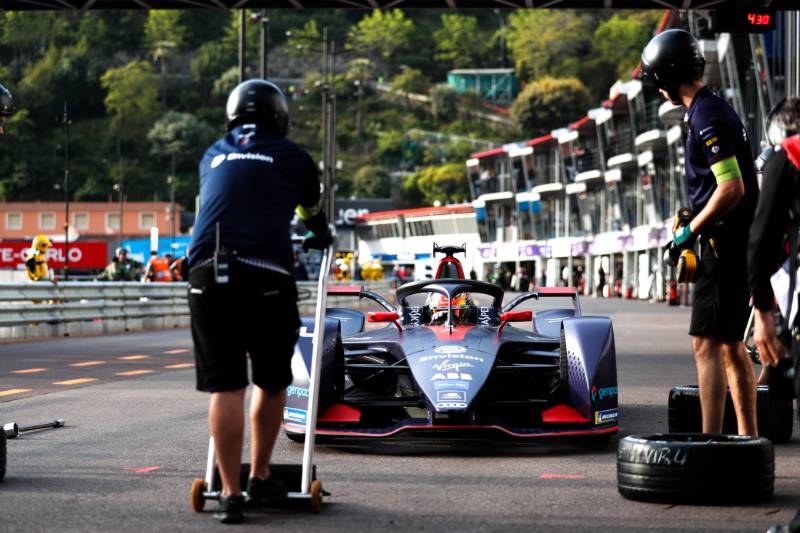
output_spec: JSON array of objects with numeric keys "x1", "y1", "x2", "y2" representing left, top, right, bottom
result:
[
  {"x1": 32, "y1": 234, "x2": 51, "y2": 254},
  {"x1": 427, "y1": 293, "x2": 472, "y2": 325}
]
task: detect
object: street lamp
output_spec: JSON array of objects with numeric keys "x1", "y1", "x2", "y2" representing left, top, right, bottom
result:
[
  {"x1": 113, "y1": 179, "x2": 124, "y2": 249},
  {"x1": 62, "y1": 101, "x2": 71, "y2": 281},
  {"x1": 250, "y1": 10, "x2": 269, "y2": 79},
  {"x1": 167, "y1": 170, "x2": 176, "y2": 244}
]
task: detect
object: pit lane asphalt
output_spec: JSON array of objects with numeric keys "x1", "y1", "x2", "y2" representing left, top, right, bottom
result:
[{"x1": 1, "y1": 298, "x2": 799, "y2": 532}]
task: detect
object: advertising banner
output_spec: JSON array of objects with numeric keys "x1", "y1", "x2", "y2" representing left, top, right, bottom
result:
[{"x1": 0, "y1": 241, "x2": 108, "y2": 269}]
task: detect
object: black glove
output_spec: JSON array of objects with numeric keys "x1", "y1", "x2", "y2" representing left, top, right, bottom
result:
[{"x1": 302, "y1": 231, "x2": 333, "y2": 252}]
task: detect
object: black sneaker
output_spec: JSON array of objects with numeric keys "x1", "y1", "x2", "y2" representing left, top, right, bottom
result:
[
  {"x1": 245, "y1": 476, "x2": 287, "y2": 507},
  {"x1": 214, "y1": 494, "x2": 245, "y2": 524}
]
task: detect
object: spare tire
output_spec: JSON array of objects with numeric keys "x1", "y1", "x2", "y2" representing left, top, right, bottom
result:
[
  {"x1": 0, "y1": 429, "x2": 5, "y2": 481},
  {"x1": 668, "y1": 385, "x2": 793, "y2": 443},
  {"x1": 617, "y1": 434, "x2": 774, "y2": 504}
]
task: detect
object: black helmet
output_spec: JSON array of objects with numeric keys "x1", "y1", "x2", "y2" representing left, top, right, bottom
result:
[
  {"x1": 0, "y1": 83, "x2": 14, "y2": 117},
  {"x1": 226, "y1": 79, "x2": 289, "y2": 135},
  {"x1": 766, "y1": 98, "x2": 800, "y2": 146},
  {"x1": 641, "y1": 30, "x2": 705, "y2": 95}
]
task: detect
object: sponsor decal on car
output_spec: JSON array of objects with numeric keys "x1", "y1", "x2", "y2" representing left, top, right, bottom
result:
[
  {"x1": 284, "y1": 407, "x2": 307, "y2": 424},
  {"x1": 594, "y1": 408, "x2": 618, "y2": 424},
  {"x1": 432, "y1": 360, "x2": 474, "y2": 373},
  {"x1": 478, "y1": 307, "x2": 492, "y2": 327},
  {"x1": 419, "y1": 354, "x2": 484, "y2": 363},
  {"x1": 407, "y1": 306, "x2": 422, "y2": 326},
  {"x1": 433, "y1": 380, "x2": 469, "y2": 390},
  {"x1": 287, "y1": 385, "x2": 309, "y2": 398},
  {"x1": 431, "y1": 372, "x2": 472, "y2": 381},
  {"x1": 591, "y1": 385, "x2": 618, "y2": 402},
  {"x1": 436, "y1": 390, "x2": 466, "y2": 403},
  {"x1": 434, "y1": 345, "x2": 467, "y2": 354},
  {"x1": 436, "y1": 402, "x2": 468, "y2": 409}
]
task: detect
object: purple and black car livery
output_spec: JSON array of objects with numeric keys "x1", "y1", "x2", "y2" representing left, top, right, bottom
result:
[{"x1": 284, "y1": 279, "x2": 618, "y2": 443}]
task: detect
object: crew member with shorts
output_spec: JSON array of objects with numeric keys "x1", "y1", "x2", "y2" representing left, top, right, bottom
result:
[
  {"x1": 641, "y1": 29, "x2": 759, "y2": 435},
  {"x1": 188, "y1": 79, "x2": 332, "y2": 524}
]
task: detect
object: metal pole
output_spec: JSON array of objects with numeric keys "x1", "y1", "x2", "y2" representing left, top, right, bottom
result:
[
  {"x1": 117, "y1": 138, "x2": 124, "y2": 248},
  {"x1": 260, "y1": 11, "x2": 268, "y2": 80},
  {"x1": 170, "y1": 154, "x2": 176, "y2": 244},
  {"x1": 238, "y1": 9, "x2": 246, "y2": 84},
  {"x1": 328, "y1": 41, "x2": 337, "y2": 225},
  {"x1": 63, "y1": 101, "x2": 70, "y2": 281}
]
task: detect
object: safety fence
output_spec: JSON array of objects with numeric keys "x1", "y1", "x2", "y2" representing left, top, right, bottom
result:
[{"x1": 0, "y1": 280, "x2": 396, "y2": 340}]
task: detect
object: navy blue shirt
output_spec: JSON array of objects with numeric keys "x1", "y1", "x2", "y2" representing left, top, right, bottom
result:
[
  {"x1": 189, "y1": 125, "x2": 320, "y2": 271},
  {"x1": 685, "y1": 87, "x2": 758, "y2": 229}
]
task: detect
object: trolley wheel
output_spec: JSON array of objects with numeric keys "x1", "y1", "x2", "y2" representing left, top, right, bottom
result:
[
  {"x1": 191, "y1": 478, "x2": 207, "y2": 512},
  {"x1": 309, "y1": 479, "x2": 323, "y2": 514}
]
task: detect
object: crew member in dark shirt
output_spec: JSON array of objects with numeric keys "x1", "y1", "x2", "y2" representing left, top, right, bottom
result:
[
  {"x1": 642, "y1": 29, "x2": 758, "y2": 435},
  {"x1": 188, "y1": 80, "x2": 332, "y2": 524}
]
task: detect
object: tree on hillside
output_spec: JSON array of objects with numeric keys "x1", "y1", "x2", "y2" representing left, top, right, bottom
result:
[
  {"x1": 402, "y1": 163, "x2": 469, "y2": 206},
  {"x1": 148, "y1": 111, "x2": 215, "y2": 165},
  {"x1": 347, "y1": 10, "x2": 413, "y2": 78},
  {"x1": 144, "y1": 10, "x2": 186, "y2": 108},
  {"x1": 505, "y1": 10, "x2": 593, "y2": 82},
  {"x1": 509, "y1": 77, "x2": 592, "y2": 137},
  {"x1": 433, "y1": 14, "x2": 485, "y2": 69},
  {"x1": 390, "y1": 68, "x2": 428, "y2": 108},
  {"x1": 593, "y1": 12, "x2": 661, "y2": 80},
  {"x1": 287, "y1": 19, "x2": 322, "y2": 59},
  {"x1": 353, "y1": 165, "x2": 390, "y2": 198},
  {"x1": 430, "y1": 84, "x2": 458, "y2": 121},
  {"x1": 101, "y1": 60, "x2": 159, "y2": 142},
  {"x1": 345, "y1": 58, "x2": 374, "y2": 139}
]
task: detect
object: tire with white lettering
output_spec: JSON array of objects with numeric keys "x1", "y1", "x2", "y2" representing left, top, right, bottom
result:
[
  {"x1": 0, "y1": 429, "x2": 5, "y2": 481},
  {"x1": 617, "y1": 434, "x2": 774, "y2": 504},
  {"x1": 668, "y1": 385, "x2": 793, "y2": 443}
]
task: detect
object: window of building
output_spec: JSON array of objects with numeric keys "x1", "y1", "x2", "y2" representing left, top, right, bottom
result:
[
  {"x1": 39, "y1": 212, "x2": 56, "y2": 230},
  {"x1": 139, "y1": 212, "x2": 156, "y2": 229},
  {"x1": 6, "y1": 212, "x2": 22, "y2": 230},
  {"x1": 72, "y1": 212, "x2": 89, "y2": 230},
  {"x1": 106, "y1": 213, "x2": 120, "y2": 230}
]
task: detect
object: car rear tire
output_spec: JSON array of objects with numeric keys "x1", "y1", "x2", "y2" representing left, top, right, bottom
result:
[
  {"x1": 668, "y1": 385, "x2": 793, "y2": 443},
  {"x1": 285, "y1": 430, "x2": 305, "y2": 443},
  {"x1": 617, "y1": 433, "x2": 774, "y2": 504}
]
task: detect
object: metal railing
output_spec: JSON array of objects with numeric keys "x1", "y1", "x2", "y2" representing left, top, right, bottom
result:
[{"x1": 0, "y1": 280, "x2": 396, "y2": 330}]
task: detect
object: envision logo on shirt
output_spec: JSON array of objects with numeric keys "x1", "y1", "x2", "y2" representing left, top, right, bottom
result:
[{"x1": 210, "y1": 152, "x2": 275, "y2": 169}]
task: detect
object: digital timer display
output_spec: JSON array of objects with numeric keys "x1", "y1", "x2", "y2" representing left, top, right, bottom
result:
[{"x1": 715, "y1": 9, "x2": 775, "y2": 33}]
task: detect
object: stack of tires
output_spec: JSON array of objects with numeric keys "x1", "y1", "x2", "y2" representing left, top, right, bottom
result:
[{"x1": 668, "y1": 385, "x2": 793, "y2": 443}]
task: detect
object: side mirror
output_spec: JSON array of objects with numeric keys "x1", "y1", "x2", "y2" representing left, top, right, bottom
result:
[
  {"x1": 367, "y1": 311, "x2": 402, "y2": 331},
  {"x1": 498, "y1": 310, "x2": 532, "y2": 334}
]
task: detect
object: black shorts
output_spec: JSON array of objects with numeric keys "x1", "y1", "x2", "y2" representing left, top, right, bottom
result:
[
  {"x1": 689, "y1": 231, "x2": 750, "y2": 343},
  {"x1": 189, "y1": 261, "x2": 300, "y2": 393}
]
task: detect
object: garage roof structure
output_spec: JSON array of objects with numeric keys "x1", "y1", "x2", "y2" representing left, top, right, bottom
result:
[{"x1": 0, "y1": 0, "x2": 792, "y2": 9}]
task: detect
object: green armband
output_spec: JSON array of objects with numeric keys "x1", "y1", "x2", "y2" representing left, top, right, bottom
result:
[
  {"x1": 710, "y1": 156, "x2": 741, "y2": 185},
  {"x1": 295, "y1": 199, "x2": 322, "y2": 221}
]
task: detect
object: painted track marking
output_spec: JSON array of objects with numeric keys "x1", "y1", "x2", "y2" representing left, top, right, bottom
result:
[
  {"x1": 0, "y1": 388, "x2": 33, "y2": 397},
  {"x1": 116, "y1": 370, "x2": 154, "y2": 376},
  {"x1": 70, "y1": 361, "x2": 105, "y2": 367},
  {"x1": 540, "y1": 473, "x2": 585, "y2": 480},
  {"x1": 53, "y1": 378, "x2": 97, "y2": 386},
  {"x1": 119, "y1": 355, "x2": 149, "y2": 361},
  {"x1": 163, "y1": 349, "x2": 189, "y2": 355},
  {"x1": 164, "y1": 363, "x2": 193, "y2": 369},
  {"x1": 12, "y1": 368, "x2": 48, "y2": 374}
]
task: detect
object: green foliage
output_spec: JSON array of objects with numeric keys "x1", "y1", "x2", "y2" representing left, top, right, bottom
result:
[
  {"x1": 401, "y1": 162, "x2": 469, "y2": 206},
  {"x1": 148, "y1": 111, "x2": 215, "y2": 162},
  {"x1": 505, "y1": 10, "x2": 593, "y2": 82},
  {"x1": 430, "y1": 84, "x2": 458, "y2": 121},
  {"x1": 509, "y1": 77, "x2": 592, "y2": 137},
  {"x1": 191, "y1": 39, "x2": 236, "y2": 97},
  {"x1": 286, "y1": 19, "x2": 322, "y2": 59},
  {"x1": 390, "y1": 68, "x2": 428, "y2": 100},
  {"x1": 433, "y1": 14, "x2": 485, "y2": 69},
  {"x1": 213, "y1": 67, "x2": 240, "y2": 100},
  {"x1": 100, "y1": 60, "x2": 159, "y2": 141},
  {"x1": 593, "y1": 12, "x2": 662, "y2": 80},
  {"x1": 352, "y1": 165, "x2": 390, "y2": 198},
  {"x1": 145, "y1": 10, "x2": 186, "y2": 56},
  {"x1": 347, "y1": 10, "x2": 414, "y2": 75}
]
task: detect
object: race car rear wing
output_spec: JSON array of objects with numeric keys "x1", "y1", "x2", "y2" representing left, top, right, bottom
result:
[
  {"x1": 328, "y1": 285, "x2": 396, "y2": 312},
  {"x1": 502, "y1": 287, "x2": 581, "y2": 316}
]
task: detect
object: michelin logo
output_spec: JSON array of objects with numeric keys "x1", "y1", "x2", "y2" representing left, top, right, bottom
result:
[
  {"x1": 594, "y1": 408, "x2": 618, "y2": 424},
  {"x1": 211, "y1": 152, "x2": 275, "y2": 169}
]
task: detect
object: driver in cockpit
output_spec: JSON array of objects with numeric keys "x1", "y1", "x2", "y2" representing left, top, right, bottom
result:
[{"x1": 427, "y1": 293, "x2": 477, "y2": 326}]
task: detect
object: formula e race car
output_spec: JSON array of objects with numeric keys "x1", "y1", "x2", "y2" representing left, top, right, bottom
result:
[{"x1": 284, "y1": 278, "x2": 619, "y2": 443}]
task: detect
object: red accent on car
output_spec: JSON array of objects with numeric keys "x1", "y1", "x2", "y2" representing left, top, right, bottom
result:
[
  {"x1": 537, "y1": 287, "x2": 577, "y2": 296},
  {"x1": 541, "y1": 404, "x2": 590, "y2": 424},
  {"x1": 318, "y1": 404, "x2": 362, "y2": 424},
  {"x1": 285, "y1": 423, "x2": 616, "y2": 439},
  {"x1": 328, "y1": 285, "x2": 362, "y2": 295},
  {"x1": 498, "y1": 310, "x2": 533, "y2": 334},
  {"x1": 430, "y1": 325, "x2": 473, "y2": 341},
  {"x1": 434, "y1": 257, "x2": 465, "y2": 279},
  {"x1": 367, "y1": 311, "x2": 402, "y2": 331}
]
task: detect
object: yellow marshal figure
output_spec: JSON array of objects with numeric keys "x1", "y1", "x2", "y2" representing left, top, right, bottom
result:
[{"x1": 25, "y1": 234, "x2": 52, "y2": 282}]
